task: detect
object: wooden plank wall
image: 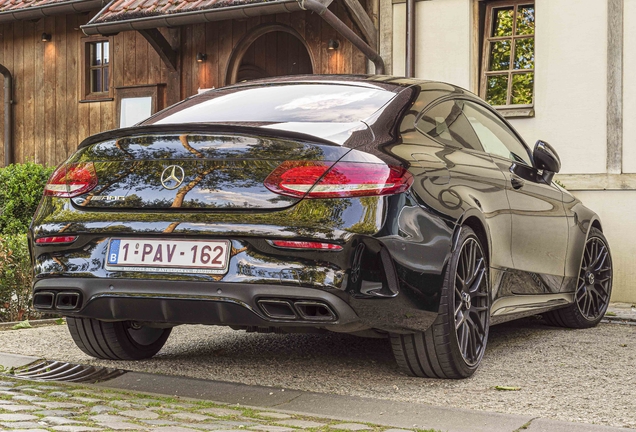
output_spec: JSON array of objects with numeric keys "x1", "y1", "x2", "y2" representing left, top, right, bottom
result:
[{"x1": 0, "y1": 1, "x2": 366, "y2": 167}]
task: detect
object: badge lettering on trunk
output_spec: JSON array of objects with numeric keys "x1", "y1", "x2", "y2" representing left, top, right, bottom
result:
[{"x1": 161, "y1": 165, "x2": 185, "y2": 190}]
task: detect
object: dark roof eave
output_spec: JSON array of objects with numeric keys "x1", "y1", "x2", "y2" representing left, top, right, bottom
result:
[
  {"x1": 81, "y1": 0, "x2": 301, "y2": 35},
  {"x1": 0, "y1": 0, "x2": 106, "y2": 24}
]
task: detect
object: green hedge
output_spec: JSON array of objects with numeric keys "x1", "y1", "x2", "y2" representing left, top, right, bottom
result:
[
  {"x1": 0, "y1": 234, "x2": 32, "y2": 321},
  {"x1": 0, "y1": 162, "x2": 54, "y2": 321},
  {"x1": 0, "y1": 162, "x2": 54, "y2": 235}
]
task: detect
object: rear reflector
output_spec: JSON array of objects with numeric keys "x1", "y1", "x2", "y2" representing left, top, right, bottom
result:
[
  {"x1": 35, "y1": 236, "x2": 78, "y2": 244},
  {"x1": 270, "y1": 240, "x2": 343, "y2": 251},
  {"x1": 264, "y1": 161, "x2": 412, "y2": 199},
  {"x1": 44, "y1": 162, "x2": 98, "y2": 198}
]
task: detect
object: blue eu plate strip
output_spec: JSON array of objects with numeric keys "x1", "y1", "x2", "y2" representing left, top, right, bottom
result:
[{"x1": 108, "y1": 239, "x2": 121, "y2": 265}]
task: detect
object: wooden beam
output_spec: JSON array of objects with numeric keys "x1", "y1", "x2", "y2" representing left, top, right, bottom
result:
[
  {"x1": 556, "y1": 174, "x2": 636, "y2": 191},
  {"x1": 379, "y1": 0, "x2": 392, "y2": 74},
  {"x1": 607, "y1": 0, "x2": 623, "y2": 174},
  {"x1": 341, "y1": 0, "x2": 377, "y2": 48},
  {"x1": 138, "y1": 28, "x2": 178, "y2": 72}
]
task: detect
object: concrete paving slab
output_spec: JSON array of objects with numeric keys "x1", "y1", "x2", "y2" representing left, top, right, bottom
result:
[
  {"x1": 98, "y1": 371, "x2": 534, "y2": 432},
  {"x1": 527, "y1": 418, "x2": 632, "y2": 431},
  {"x1": 0, "y1": 353, "x2": 39, "y2": 369}
]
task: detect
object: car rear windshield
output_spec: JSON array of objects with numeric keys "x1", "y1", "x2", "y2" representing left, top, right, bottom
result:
[{"x1": 145, "y1": 84, "x2": 396, "y2": 125}]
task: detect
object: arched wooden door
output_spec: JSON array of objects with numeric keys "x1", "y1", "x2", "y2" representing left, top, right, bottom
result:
[{"x1": 226, "y1": 24, "x2": 314, "y2": 85}]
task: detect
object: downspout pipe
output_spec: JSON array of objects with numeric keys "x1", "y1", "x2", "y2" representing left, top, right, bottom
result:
[
  {"x1": 300, "y1": 0, "x2": 385, "y2": 74},
  {"x1": 0, "y1": 64, "x2": 12, "y2": 166},
  {"x1": 405, "y1": 0, "x2": 415, "y2": 77}
]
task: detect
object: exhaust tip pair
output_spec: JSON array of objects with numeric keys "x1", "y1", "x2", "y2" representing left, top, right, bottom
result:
[
  {"x1": 33, "y1": 291, "x2": 81, "y2": 311},
  {"x1": 257, "y1": 298, "x2": 337, "y2": 322}
]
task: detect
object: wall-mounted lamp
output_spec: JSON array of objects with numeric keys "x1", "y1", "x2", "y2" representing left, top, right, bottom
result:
[
  {"x1": 196, "y1": 53, "x2": 207, "y2": 63},
  {"x1": 41, "y1": 33, "x2": 52, "y2": 42},
  {"x1": 327, "y1": 39, "x2": 340, "y2": 51}
]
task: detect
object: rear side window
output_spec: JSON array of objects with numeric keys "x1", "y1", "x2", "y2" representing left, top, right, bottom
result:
[
  {"x1": 462, "y1": 101, "x2": 532, "y2": 166},
  {"x1": 416, "y1": 100, "x2": 484, "y2": 151},
  {"x1": 146, "y1": 84, "x2": 395, "y2": 125}
]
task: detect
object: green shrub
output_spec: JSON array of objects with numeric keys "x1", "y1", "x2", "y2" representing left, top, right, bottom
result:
[
  {"x1": 0, "y1": 234, "x2": 33, "y2": 321},
  {"x1": 0, "y1": 162, "x2": 54, "y2": 235},
  {"x1": 0, "y1": 162, "x2": 53, "y2": 321}
]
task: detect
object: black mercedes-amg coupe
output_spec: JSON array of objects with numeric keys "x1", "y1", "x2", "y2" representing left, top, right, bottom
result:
[{"x1": 29, "y1": 75, "x2": 612, "y2": 379}]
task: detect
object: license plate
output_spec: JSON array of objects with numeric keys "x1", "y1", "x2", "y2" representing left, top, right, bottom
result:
[{"x1": 106, "y1": 238, "x2": 231, "y2": 274}]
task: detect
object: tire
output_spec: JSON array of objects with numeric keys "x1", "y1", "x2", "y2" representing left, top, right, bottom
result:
[
  {"x1": 67, "y1": 317, "x2": 172, "y2": 360},
  {"x1": 390, "y1": 226, "x2": 490, "y2": 379},
  {"x1": 543, "y1": 227, "x2": 612, "y2": 329}
]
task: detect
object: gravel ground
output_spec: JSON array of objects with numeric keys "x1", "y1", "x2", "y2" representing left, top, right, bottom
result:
[{"x1": 0, "y1": 319, "x2": 634, "y2": 429}]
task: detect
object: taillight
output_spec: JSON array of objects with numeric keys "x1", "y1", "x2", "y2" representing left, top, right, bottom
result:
[
  {"x1": 264, "y1": 161, "x2": 413, "y2": 199},
  {"x1": 270, "y1": 240, "x2": 343, "y2": 251},
  {"x1": 44, "y1": 163, "x2": 98, "y2": 198},
  {"x1": 35, "y1": 236, "x2": 78, "y2": 244}
]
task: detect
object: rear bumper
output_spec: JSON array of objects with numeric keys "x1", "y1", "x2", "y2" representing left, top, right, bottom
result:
[
  {"x1": 32, "y1": 278, "x2": 361, "y2": 328},
  {"x1": 30, "y1": 192, "x2": 453, "y2": 333}
]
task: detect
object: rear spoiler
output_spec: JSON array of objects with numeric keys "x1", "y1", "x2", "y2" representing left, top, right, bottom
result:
[{"x1": 77, "y1": 123, "x2": 342, "y2": 150}]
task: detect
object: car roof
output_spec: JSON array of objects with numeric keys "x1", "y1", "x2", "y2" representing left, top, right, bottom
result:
[{"x1": 217, "y1": 74, "x2": 467, "y2": 95}]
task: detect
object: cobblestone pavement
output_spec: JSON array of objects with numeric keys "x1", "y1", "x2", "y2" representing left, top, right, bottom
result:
[{"x1": 0, "y1": 378, "x2": 419, "y2": 432}]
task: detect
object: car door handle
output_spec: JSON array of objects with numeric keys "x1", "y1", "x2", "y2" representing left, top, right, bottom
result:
[{"x1": 510, "y1": 176, "x2": 525, "y2": 190}]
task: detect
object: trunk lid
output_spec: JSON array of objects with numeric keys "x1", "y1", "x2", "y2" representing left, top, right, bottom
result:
[{"x1": 67, "y1": 131, "x2": 351, "y2": 211}]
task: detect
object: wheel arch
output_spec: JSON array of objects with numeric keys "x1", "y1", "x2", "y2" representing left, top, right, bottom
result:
[{"x1": 454, "y1": 211, "x2": 492, "y2": 267}]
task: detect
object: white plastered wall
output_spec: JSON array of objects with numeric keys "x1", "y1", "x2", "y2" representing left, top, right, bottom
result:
[
  {"x1": 392, "y1": 0, "x2": 472, "y2": 87},
  {"x1": 508, "y1": 0, "x2": 607, "y2": 174},
  {"x1": 393, "y1": 0, "x2": 608, "y2": 174},
  {"x1": 624, "y1": 0, "x2": 636, "y2": 173},
  {"x1": 572, "y1": 191, "x2": 636, "y2": 303}
]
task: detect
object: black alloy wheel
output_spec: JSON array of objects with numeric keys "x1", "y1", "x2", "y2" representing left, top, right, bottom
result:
[
  {"x1": 67, "y1": 317, "x2": 172, "y2": 360},
  {"x1": 391, "y1": 226, "x2": 490, "y2": 379},
  {"x1": 544, "y1": 227, "x2": 612, "y2": 328},
  {"x1": 576, "y1": 235, "x2": 612, "y2": 320},
  {"x1": 454, "y1": 237, "x2": 489, "y2": 366}
]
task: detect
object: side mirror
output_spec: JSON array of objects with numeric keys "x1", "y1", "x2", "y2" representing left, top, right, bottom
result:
[{"x1": 533, "y1": 140, "x2": 561, "y2": 184}]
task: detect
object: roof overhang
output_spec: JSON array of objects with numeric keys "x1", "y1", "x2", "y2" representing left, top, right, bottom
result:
[
  {"x1": 81, "y1": 0, "x2": 303, "y2": 36},
  {"x1": 0, "y1": 0, "x2": 105, "y2": 24}
]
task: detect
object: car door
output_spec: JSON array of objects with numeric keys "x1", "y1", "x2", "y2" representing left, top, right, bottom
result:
[
  {"x1": 461, "y1": 100, "x2": 568, "y2": 294},
  {"x1": 412, "y1": 99, "x2": 514, "y2": 273}
]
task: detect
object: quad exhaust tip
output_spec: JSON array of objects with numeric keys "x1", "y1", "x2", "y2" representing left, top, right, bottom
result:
[
  {"x1": 257, "y1": 298, "x2": 337, "y2": 322},
  {"x1": 33, "y1": 290, "x2": 81, "y2": 311},
  {"x1": 33, "y1": 291, "x2": 55, "y2": 309}
]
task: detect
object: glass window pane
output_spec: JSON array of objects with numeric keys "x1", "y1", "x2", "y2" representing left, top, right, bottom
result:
[
  {"x1": 516, "y1": 5, "x2": 535, "y2": 35},
  {"x1": 492, "y1": 7, "x2": 514, "y2": 37},
  {"x1": 103, "y1": 67, "x2": 110, "y2": 92},
  {"x1": 462, "y1": 101, "x2": 532, "y2": 166},
  {"x1": 511, "y1": 73, "x2": 534, "y2": 105},
  {"x1": 91, "y1": 42, "x2": 102, "y2": 66},
  {"x1": 103, "y1": 42, "x2": 110, "y2": 65},
  {"x1": 417, "y1": 101, "x2": 484, "y2": 151},
  {"x1": 120, "y1": 97, "x2": 153, "y2": 128},
  {"x1": 91, "y1": 69, "x2": 102, "y2": 93},
  {"x1": 489, "y1": 40, "x2": 511, "y2": 71},
  {"x1": 150, "y1": 85, "x2": 395, "y2": 125},
  {"x1": 485, "y1": 75, "x2": 508, "y2": 106},
  {"x1": 514, "y1": 38, "x2": 534, "y2": 69}
]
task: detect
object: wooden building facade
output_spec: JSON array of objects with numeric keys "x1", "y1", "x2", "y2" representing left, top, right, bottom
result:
[{"x1": 0, "y1": 0, "x2": 373, "y2": 167}]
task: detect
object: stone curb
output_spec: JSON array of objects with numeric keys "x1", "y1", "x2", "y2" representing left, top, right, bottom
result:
[{"x1": 602, "y1": 316, "x2": 636, "y2": 325}]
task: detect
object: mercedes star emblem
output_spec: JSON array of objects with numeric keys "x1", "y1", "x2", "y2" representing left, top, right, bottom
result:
[{"x1": 161, "y1": 165, "x2": 185, "y2": 190}]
